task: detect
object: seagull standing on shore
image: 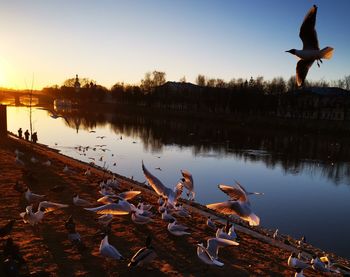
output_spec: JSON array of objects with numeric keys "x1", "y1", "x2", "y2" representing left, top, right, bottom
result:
[
  {"x1": 286, "y1": 5, "x2": 334, "y2": 87},
  {"x1": 99, "y1": 235, "x2": 123, "y2": 260},
  {"x1": 197, "y1": 237, "x2": 239, "y2": 266}
]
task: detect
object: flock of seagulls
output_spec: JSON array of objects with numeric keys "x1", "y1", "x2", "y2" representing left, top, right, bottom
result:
[{"x1": 10, "y1": 141, "x2": 348, "y2": 275}]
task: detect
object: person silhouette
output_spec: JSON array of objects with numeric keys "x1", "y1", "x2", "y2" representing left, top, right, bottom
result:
[
  {"x1": 24, "y1": 130, "x2": 29, "y2": 141},
  {"x1": 32, "y1": 132, "x2": 38, "y2": 143},
  {"x1": 18, "y1": 128, "x2": 22, "y2": 138}
]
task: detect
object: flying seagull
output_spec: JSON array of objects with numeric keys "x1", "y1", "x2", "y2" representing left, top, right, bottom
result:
[
  {"x1": 286, "y1": 5, "x2": 334, "y2": 87},
  {"x1": 206, "y1": 181, "x2": 262, "y2": 226}
]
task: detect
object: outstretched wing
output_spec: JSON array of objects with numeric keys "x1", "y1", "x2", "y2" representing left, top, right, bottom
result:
[
  {"x1": 85, "y1": 203, "x2": 130, "y2": 215},
  {"x1": 296, "y1": 59, "x2": 314, "y2": 87},
  {"x1": 299, "y1": 5, "x2": 319, "y2": 50},
  {"x1": 142, "y1": 161, "x2": 171, "y2": 197},
  {"x1": 218, "y1": 184, "x2": 247, "y2": 202},
  {"x1": 118, "y1": 190, "x2": 141, "y2": 200},
  {"x1": 206, "y1": 201, "x2": 244, "y2": 216},
  {"x1": 207, "y1": 237, "x2": 239, "y2": 257},
  {"x1": 38, "y1": 201, "x2": 68, "y2": 213}
]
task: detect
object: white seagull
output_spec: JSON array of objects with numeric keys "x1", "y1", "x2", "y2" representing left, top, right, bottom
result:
[
  {"x1": 142, "y1": 161, "x2": 183, "y2": 208},
  {"x1": 206, "y1": 181, "x2": 262, "y2": 226},
  {"x1": 20, "y1": 201, "x2": 68, "y2": 226},
  {"x1": 167, "y1": 219, "x2": 190, "y2": 236},
  {"x1": 286, "y1": 5, "x2": 334, "y2": 87},
  {"x1": 99, "y1": 235, "x2": 123, "y2": 260},
  {"x1": 287, "y1": 253, "x2": 310, "y2": 270},
  {"x1": 197, "y1": 237, "x2": 239, "y2": 266}
]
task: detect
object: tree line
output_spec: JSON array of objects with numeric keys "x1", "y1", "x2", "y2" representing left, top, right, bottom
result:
[{"x1": 42, "y1": 70, "x2": 350, "y2": 113}]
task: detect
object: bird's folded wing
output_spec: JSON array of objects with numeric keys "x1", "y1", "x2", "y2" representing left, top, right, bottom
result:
[{"x1": 170, "y1": 223, "x2": 189, "y2": 231}]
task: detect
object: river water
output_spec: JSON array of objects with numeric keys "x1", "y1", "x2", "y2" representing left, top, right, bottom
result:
[{"x1": 6, "y1": 105, "x2": 350, "y2": 259}]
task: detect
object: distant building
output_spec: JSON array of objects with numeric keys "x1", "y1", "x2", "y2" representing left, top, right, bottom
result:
[{"x1": 74, "y1": 74, "x2": 81, "y2": 93}]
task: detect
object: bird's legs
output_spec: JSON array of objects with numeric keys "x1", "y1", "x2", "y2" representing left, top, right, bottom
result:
[{"x1": 317, "y1": 59, "x2": 323, "y2": 67}]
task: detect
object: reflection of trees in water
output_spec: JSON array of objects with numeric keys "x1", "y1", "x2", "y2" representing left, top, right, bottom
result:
[{"x1": 56, "y1": 107, "x2": 350, "y2": 185}]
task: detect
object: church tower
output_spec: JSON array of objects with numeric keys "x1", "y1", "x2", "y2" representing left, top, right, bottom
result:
[{"x1": 74, "y1": 74, "x2": 81, "y2": 93}]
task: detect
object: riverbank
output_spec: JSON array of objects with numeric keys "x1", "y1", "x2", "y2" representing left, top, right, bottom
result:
[{"x1": 0, "y1": 135, "x2": 349, "y2": 276}]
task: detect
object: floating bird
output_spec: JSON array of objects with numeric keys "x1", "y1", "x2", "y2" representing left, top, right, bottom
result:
[
  {"x1": 206, "y1": 182, "x2": 261, "y2": 226},
  {"x1": 73, "y1": 194, "x2": 92, "y2": 207},
  {"x1": 0, "y1": 220, "x2": 15, "y2": 237},
  {"x1": 99, "y1": 235, "x2": 123, "y2": 260},
  {"x1": 167, "y1": 219, "x2": 190, "y2": 236},
  {"x1": 197, "y1": 237, "x2": 239, "y2": 266},
  {"x1": 286, "y1": 5, "x2": 334, "y2": 87},
  {"x1": 142, "y1": 161, "x2": 183, "y2": 207},
  {"x1": 180, "y1": 169, "x2": 195, "y2": 200},
  {"x1": 128, "y1": 236, "x2": 157, "y2": 267}
]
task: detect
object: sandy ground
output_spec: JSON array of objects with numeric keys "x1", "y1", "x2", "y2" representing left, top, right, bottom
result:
[{"x1": 0, "y1": 136, "x2": 348, "y2": 276}]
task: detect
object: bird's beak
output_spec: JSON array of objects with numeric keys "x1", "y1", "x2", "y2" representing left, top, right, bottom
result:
[{"x1": 285, "y1": 50, "x2": 292, "y2": 53}]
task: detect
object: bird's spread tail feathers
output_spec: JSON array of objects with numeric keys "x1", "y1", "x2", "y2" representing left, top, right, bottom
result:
[{"x1": 320, "y1": 47, "x2": 334, "y2": 59}]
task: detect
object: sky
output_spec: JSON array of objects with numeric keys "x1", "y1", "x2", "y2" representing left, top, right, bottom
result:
[{"x1": 0, "y1": 0, "x2": 349, "y2": 90}]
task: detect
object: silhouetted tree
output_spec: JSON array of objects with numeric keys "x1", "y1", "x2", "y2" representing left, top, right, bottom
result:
[{"x1": 196, "y1": 74, "x2": 206, "y2": 86}]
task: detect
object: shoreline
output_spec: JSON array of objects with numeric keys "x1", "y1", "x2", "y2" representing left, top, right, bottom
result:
[{"x1": 1, "y1": 134, "x2": 349, "y2": 276}]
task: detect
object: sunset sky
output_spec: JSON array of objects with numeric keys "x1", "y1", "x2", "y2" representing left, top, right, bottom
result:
[{"x1": 0, "y1": 0, "x2": 349, "y2": 89}]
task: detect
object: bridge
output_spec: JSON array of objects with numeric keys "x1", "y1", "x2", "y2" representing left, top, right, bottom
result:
[{"x1": 0, "y1": 90, "x2": 54, "y2": 106}]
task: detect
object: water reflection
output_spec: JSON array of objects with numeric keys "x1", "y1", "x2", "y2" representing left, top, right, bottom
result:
[
  {"x1": 50, "y1": 105, "x2": 350, "y2": 186},
  {"x1": 6, "y1": 104, "x2": 350, "y2": 258}
]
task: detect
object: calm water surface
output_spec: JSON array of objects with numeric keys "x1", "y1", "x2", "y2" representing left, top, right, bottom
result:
[{"x1": 7, "y1": 105, "x2": 350, "y2": 259}]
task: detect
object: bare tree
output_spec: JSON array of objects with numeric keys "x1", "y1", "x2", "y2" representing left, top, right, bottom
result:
[{"x1": 196, "y1": 74, "x2": 206, "y2": 86}]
